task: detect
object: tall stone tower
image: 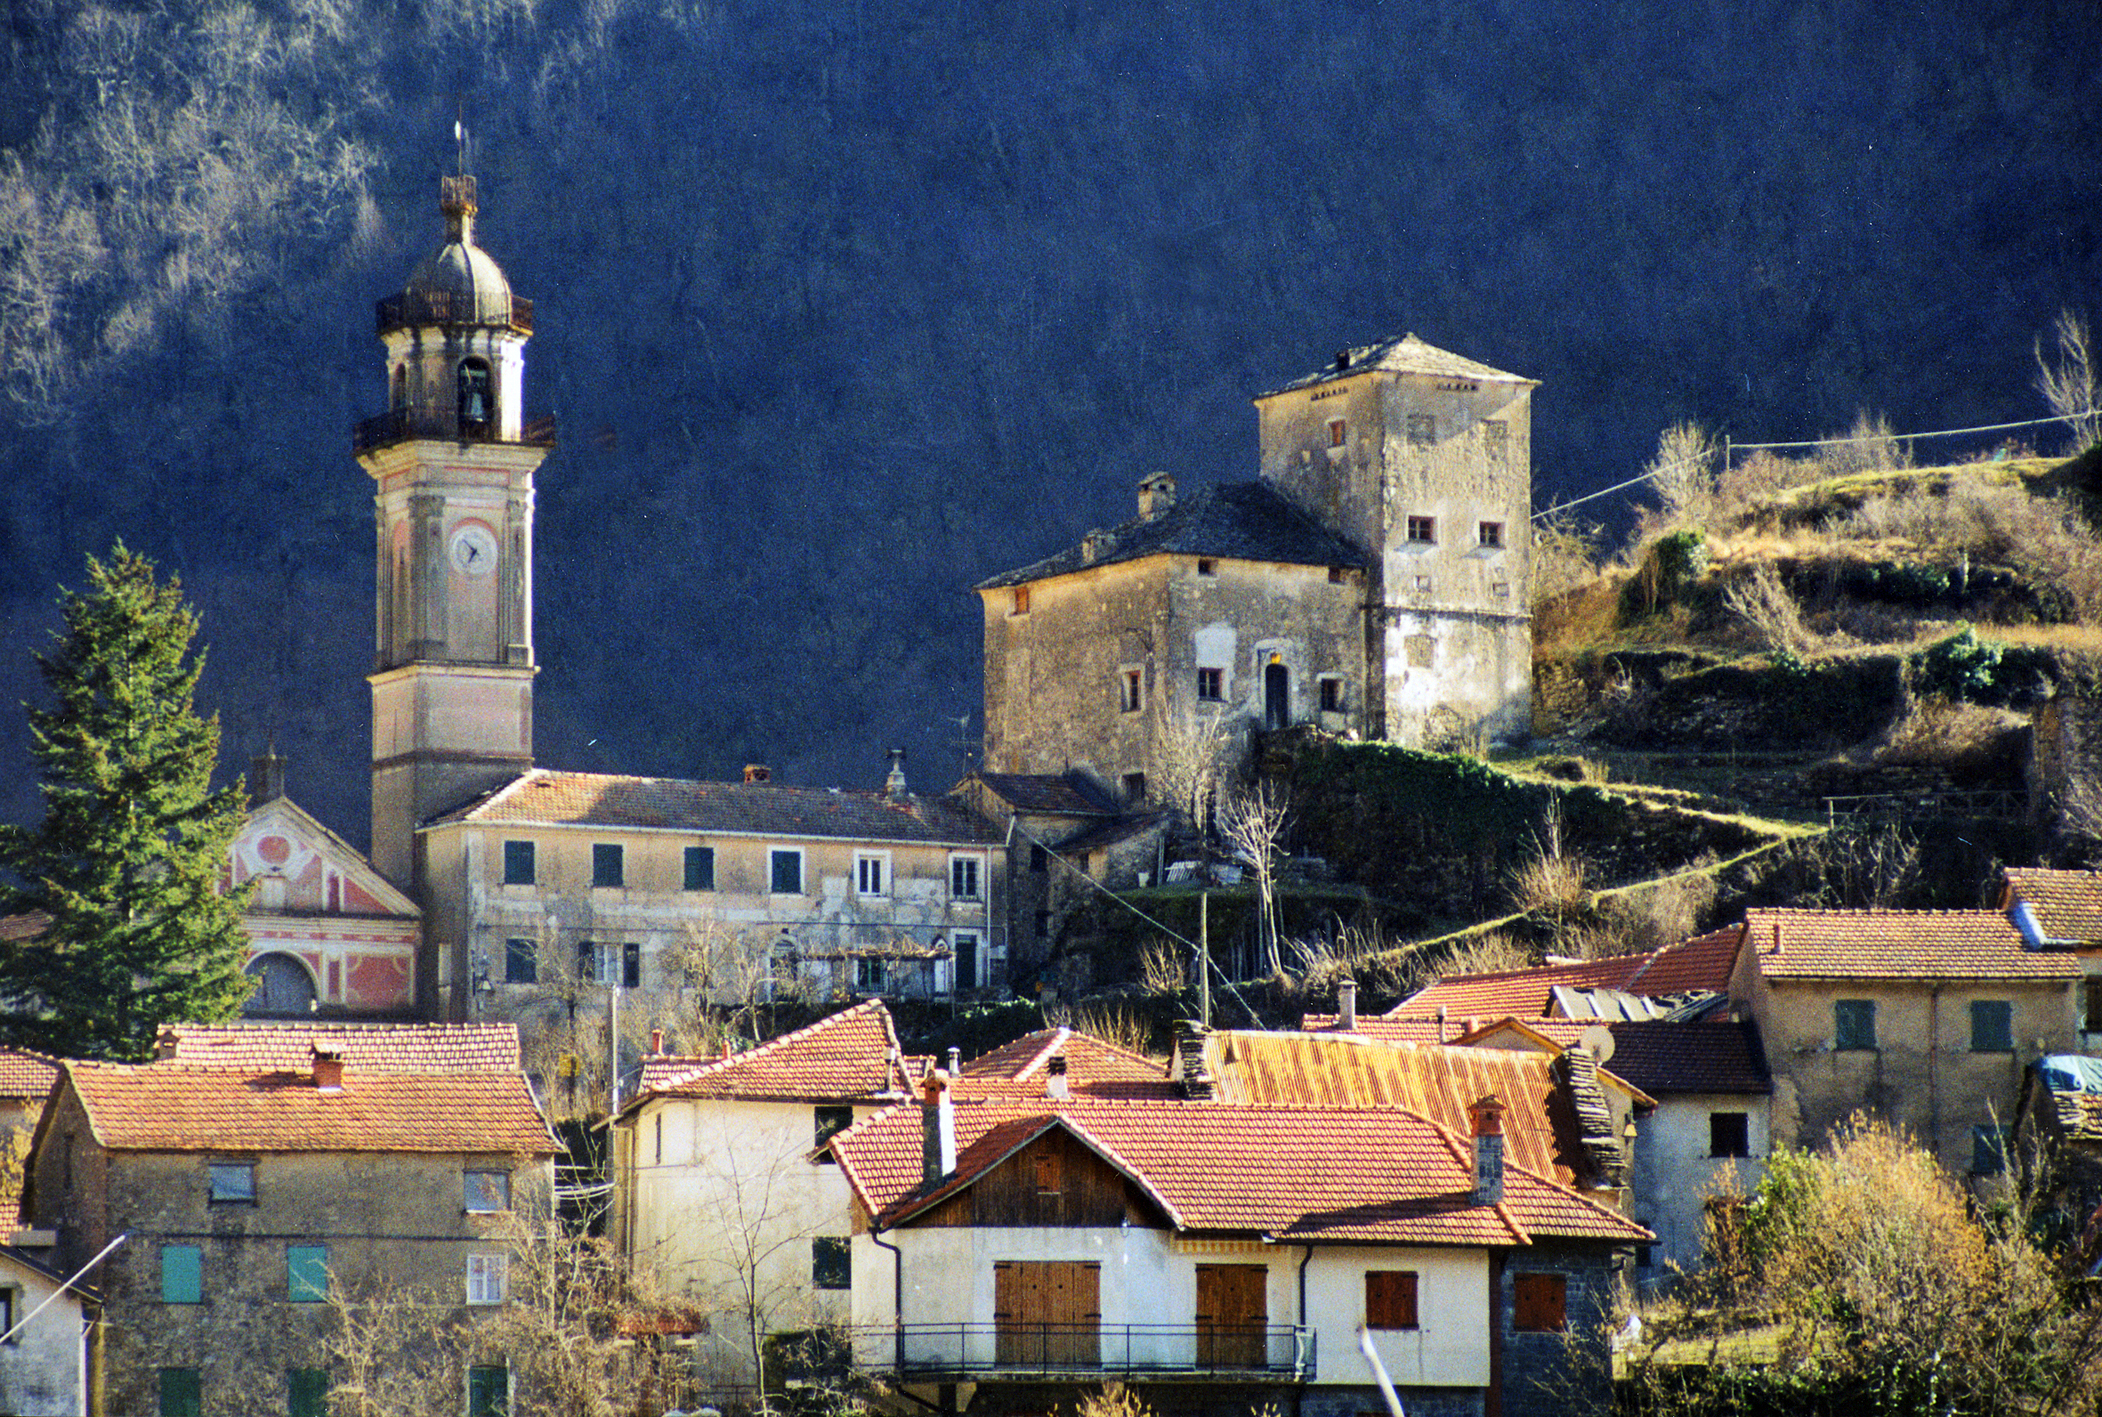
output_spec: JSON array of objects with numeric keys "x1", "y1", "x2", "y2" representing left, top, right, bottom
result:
[
  {"x1": 357, "y1": 175, "x2": 550, "y2": 899},
  {"x1": 1255, "y1": 334, "x2": 1536, "y2": 746}
]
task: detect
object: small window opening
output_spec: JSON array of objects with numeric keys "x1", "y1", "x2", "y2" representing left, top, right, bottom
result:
[
  {"x1": 1320, "y1": 677, "x2": 1344, "y2": 712},
  {"x1": 1478, "y1": 521, "x2": 1504, "y2": 548},
  {"x1": 457, "y1": 358, "x2": 494, "y2": 434},
  {"x1": 1328, "y1": 419, "x2": 1346, "y2": 447},
  {"x1": 1120, "y1": 669, "x2": 1142, "y2": 712},
  {"x1": 1012, "y1": 585, "x2": 1030, "y2": 615},
  {"x1": 1197, "y1": 558, "x2": 1217, "y2": 576},
  {"x1": 1197, "y1": 667, "x2": 1224, "y2": 701},
  {"x1": 1406, "y1": 516, "x2": 1436, "y2": 543}
]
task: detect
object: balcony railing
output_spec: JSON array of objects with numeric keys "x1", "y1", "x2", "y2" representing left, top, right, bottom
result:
[
  {"x1": 375, "y1": 291, "x2": 533, "y2": 335},
  {"x1": 353, "y1": 408, "x2": 556, "y2": 455},
  {"x1": 856, "y1": 1324, "x2": 1315, "y2": 1381}
]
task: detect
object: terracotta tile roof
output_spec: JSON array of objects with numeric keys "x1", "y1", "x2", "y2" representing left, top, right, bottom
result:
[
  {"x1": 1199, "y1": 1031, "x2": 1644, "y2": 1189},
  {"x1": 63, "y1": 1061, "x2": 556, "y2": 1155},
  {"x1": 2002, "y1": 868, "x2": 2102, "y2": 943},
  {"x1": 977, "y1": 483, "x2": 1367, "y2": 590},
  {"x1": 832, "y1": 1096, "x2": 1647, "y2": 1247},
  {"x1": 1375, "y1": 928, "x2": 1744, "y2": 1022},
  {"x1": 972, "y1": 774, "x2": 1116, "y2": 817},
  {"x1": 961, "y1": 1029, "x2": 1168, "y2": 1088},
  {"x1": 1744, "y1": 908, "x2": 2084, "y2": 980},
  {"x1": 632, "y1": 1000, "x2": 913, "y2": 1105},
  {"x1": 0, "y1": 1050, "x2": 61, "y2": 1099},
  {"x1": 1258, "y1": 333, "x2": 1535, "y2": 398},
  {"x1": 432, "y1": 769, "x2": 999, "y2": 844},
  {"x1": 155, "y1": 1023, "x2": 520, "y2": 1071}
]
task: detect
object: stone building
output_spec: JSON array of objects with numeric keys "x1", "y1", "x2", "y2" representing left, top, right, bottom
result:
[
  {"x1": 978, "y1": 335, "x2": 1535, "y2": 802},
  {"x1": 18, "y1": 1031, "x2": 556, "y2": 1417},
  {"x1": 348, "y1": 180, "x2": 1010, "y2": 1032}
]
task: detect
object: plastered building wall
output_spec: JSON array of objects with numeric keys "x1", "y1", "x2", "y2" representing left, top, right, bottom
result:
[
  {"x1": 0, "y1": 1255, "x2": 85, "y2": 1417},
  {"x1": 1629, "y1": 1094, "x2": 1771, "y2": 1271},
  {"x1": 979, "y1": 554, "x2": 1363, "y2": 791},
  {"x1": 1258, "y1": 365, "x2": 1534, "y2": 747},
  {"x1": 422, "y1": 821, "x2": 1002, "y2": 1025},
  {"x1": 1743, "y1": 972, "x2": 2077, "y2": 1181},
  {"x1": 27, "y1": 1119, "x2": 552, "y2": 1417},
  {"x1": 616, "y1": 1096, "x2": 867, "y2": 1392}
]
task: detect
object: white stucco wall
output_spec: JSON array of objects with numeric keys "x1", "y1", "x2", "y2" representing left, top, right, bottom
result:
[
  {"x1": 1629, "y1": 1095, "x2": 1770, "y2": 1273},
  {"x1": 0, "y1": 1260, "x2": 88, "y2": 1417}
]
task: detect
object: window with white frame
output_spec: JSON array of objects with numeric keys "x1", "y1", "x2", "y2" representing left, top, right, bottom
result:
[
  {"x1": 855, "y1": 853, "x2": 887, "y2": 897},
  {"x1": 1120, "y1": 668, "x2": 1143, "y2": 712},
  {"x1": 951, "y1": 855, "x2": 982, "y2": 901},
  {"x1": 466, "y1": 1252, "x2": 507, "y2": 1305}
]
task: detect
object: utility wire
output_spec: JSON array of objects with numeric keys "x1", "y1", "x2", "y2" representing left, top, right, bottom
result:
[{"x1": 1534, "y1": 408, "x2": 2093, "y2": 521}]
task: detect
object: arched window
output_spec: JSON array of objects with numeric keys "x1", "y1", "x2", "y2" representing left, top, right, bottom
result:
[
  {"x1": 457, "y1": 358, "x2": 494, "y2": 434},
  {"x1": 389, "y1": 363, "x2": 407, "y2": 410}
]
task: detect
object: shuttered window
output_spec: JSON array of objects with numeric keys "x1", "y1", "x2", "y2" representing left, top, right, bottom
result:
[
  {"x1": 159, "y1": 1368, "x2": 201, "y2": 1417},
  {"x1": 161, "y1": 1245, "x2": 202, "y2": 1304},
  {"x1": 288, "y1": 1368, "x2": 330, "y2": 1417},
  {"x1": 287, "y1": 1245, "x2": 329, "y2": 1302},
  {"x1": 1513, "y1": 1272, "x2": 1567, "y2": 1332},
  {"x1": 1365, "y1": 1270, "x2": 1419, "y2": 1330}
]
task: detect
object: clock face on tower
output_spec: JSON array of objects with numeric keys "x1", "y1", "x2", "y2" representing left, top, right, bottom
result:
[{"x1": 448, "y1": 523, "x2": 498, "y2": 576}]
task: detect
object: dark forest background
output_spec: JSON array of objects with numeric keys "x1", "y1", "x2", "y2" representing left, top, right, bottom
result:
[{"x1": 1, "y1": 0, "x2": 2098, "y2": 850}]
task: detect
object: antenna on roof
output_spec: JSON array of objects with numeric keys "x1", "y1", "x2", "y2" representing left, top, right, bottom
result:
[{"x1": 454, "y1": 99, "x2": 466, "y2": 177}]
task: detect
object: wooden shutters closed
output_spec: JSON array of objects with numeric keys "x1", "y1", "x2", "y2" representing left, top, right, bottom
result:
[
  {"x1": 1513, "y1": 1271, "x2": 1567, "y2": 1332},
  {"x1": 1365, "y1": 1269, "x2": 1419, "y2": 1330},
  {"x1": 994, "y1": 1260, "x2": 1101, "y2": 1367},
  {"x1": 1195, "y1": 1263, "x2": 1268, "y2": 1368}
]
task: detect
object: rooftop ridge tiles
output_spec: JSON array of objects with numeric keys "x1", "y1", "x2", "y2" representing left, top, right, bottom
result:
[{"x1": 640, "y1": 999, "x2": 905, "y2": 1099}]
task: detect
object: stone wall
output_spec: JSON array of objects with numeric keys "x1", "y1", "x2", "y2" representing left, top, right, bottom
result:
[{"x1": 1496, "y1": 1245, "x2": 1621, "y2": 1417}]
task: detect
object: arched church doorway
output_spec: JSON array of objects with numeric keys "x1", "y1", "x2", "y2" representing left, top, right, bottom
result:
[{"x1": 244, "y1": 952, "x2": 317, "y2": 1016}]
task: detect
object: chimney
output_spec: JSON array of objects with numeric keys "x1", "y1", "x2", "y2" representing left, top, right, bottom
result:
[
  {"x1": 1137, "y1": 472, "x2": 1177, "y2": 520},
  {"x1": 744, "y1": 764, "x2": 772, "y2": 785},
  {"x1": 251, "y1": 747, "x2": 286, "y2": 804},
  {"x1": 648, "y1": 1028, "x2": 665, "y2": 1056},
  {"x1": 919, "y1": 1073, "x2": 957, "y2": 1186},
  {"x1": 886, "y1": 748, "x2": 909, "y2": 801},
  {"x1": 1334, "y1": 349, "x2": 1351, "y2": 370},
  {"x1": 311, "y1": 1048, "x2": 345, "y2": 1094},
  {"x1": 1047, "y1": 1054, "x2": 1070, "y2": 1101},
  {"x1": 1337, "y1": 977, "x2": 1357, "y2": 1032},
  {"x1": 1081, "y1": 528, "x2": 1115, "y2": 564},
  {"x1": 1469, "y1": 1095, "x2": 1506, "y2": 1205},
  {"x1": 1176, "y1": 1022, "x2": 1213, "y2": 1101},
  {"x1": 947, "y1": 1046, "x2": 961, "y2": 1074}
]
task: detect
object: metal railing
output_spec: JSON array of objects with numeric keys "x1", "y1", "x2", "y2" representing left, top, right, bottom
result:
[
  {"x1": 855, "y1": 1324, "x2": 1315, "y2": 1381},
  {"x1": 352, "y1": 408, "x2": 556, "y2": 454},
  {"x1": 375, "y1": 290, "x2": 533, "y2": 334}
]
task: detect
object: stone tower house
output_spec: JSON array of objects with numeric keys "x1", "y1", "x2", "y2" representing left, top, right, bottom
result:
[
  {"x1": 1257, "y1": 334, "x2": 1535, "y2": 747},
  {"x1": 978, "y1": 335, "x2": 1534, "y2": 803},
  {"x1": 356, "y1": 175, "x2": 553, "y2": 914}
]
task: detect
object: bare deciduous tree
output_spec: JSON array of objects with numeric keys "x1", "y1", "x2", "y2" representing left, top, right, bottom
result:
[
  {"x1": 2036, "y1": 308, "x2": 2100, "y2": 453},
  {"x1": 1645, "y1": 421, "x2": 1721, "y2": 527},
  {"x1": 1151, "y1": 706, "x2": 1242, "y2": 837},
  {"x1": 1721, "y1": 560, "x2": 1811, "y2": 655},
  {"x1": 1219, "y1": 782, "x2": 1290, "y2": 976}
]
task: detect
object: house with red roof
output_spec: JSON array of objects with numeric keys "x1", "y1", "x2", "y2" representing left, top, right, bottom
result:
[
  {"x1": 830, "y1": 1075, "x2": 1646, "y2": 1417},
  {"x1": 1730, "y1": 907, "x2": 2083, "y2": 1185},
  {"x1": 19, "y1": 1048, "x2": 557, "y2": 1417},
  {"x1": 1999, "y1": 866, "x2": 2102, "y2": 1046}
]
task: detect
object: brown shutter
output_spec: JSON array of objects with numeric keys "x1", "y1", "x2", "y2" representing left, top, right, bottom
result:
[
  {"x1": 1366, "y1": 1270, "x2": 1419, "y2": 1330},
  {"x1": 1513, "y1": 1272, "x2": 1566, "y2": 1332}
]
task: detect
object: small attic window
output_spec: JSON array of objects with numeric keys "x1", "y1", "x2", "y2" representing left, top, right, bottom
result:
[
  {"x1": 1197, "y1": 559, "x2": 1217, "y2": 576},
  {"x1": 1328, "y1": 566, "x2": 1347, "y2": 584},
  {"x1": 1011, "y1": 586, "x2": 1030, "y2": 616}
]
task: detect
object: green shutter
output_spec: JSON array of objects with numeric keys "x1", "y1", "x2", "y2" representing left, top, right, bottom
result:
[
  {"x1": 288, "y1": 1368, "x2": 330, "y2": 1417},
  {"x1": 288, "y1": 1245, "x2": 329, "y2": 1302},
  {"x1": 158, "y1": 1368, "x2": 201, "y2": 1417},
  {"x1": 161, "y1": 1245, "x2": 202, "y2": 1304}
]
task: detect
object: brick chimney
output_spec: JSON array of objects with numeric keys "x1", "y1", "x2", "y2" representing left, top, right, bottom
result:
[
  {"x1": 312, "y1": 1048, "x2": 345, "y2": 1094},
  {"x1": 1175, "y1": 1022, "x2": 1213, "y2": 1100},
  {"x1": 1337, "y1": 977, "x2": 1357, "y2": 1031},
  {"x1": 1469, "y1": 1094, "x2": 1505, "y2": 1205},
  {"x1": 648, "y1": 1028, "x2": 664, "y2": 1056},
  {"x1": 921, "y1": 1072, "x2": 955, "y2": 1186},
  {"x1": 1137, "y1": 472, "x2": 1177, "y2": 520},
  {"x1": 744, "y1": 764, "x2": 772, "y2": 784},
  {"x1": 1047, "y1": 1054, "x2": 1069, "y2": 1101}
]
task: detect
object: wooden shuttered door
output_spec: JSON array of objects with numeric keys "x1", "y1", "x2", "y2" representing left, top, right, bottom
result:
[
  {"x1": 994, "y1": 1260, "x2": 1101, "y2": 1367},
  {"x1": 1194, "y1": 1263, "x2": 1268, "y2": 1369},
  {"x1": 1365, "y1": 1269, "x2": 1419, "y2": 1330}
]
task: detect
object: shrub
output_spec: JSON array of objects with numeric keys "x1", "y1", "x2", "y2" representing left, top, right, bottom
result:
[{"x1": 1621, "y1": 529, "x2": 1710, "y2": 621}]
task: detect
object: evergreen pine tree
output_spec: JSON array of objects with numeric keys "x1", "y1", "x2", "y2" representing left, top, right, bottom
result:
[{"x1": 0, "y1": 546, "x2": 251, "y2": 1059}]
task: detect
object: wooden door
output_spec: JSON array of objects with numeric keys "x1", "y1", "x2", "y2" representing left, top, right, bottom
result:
[
  {"x1": 1195, "y1": 1264, "x2": 1268, "y2": 1369},
  {"x1": 994, "y1": 1260, "x2": 1100, "y2": 1368}
]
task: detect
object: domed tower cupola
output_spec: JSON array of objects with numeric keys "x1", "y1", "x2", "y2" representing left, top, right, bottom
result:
[{"x1": 358, "y1": 174, "x2": 548, "y2": 449}]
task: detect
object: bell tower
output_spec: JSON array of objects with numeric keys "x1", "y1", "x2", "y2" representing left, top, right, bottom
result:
[{"x1": 357, "y1": 174, "x2": 551, "y2": 894}]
